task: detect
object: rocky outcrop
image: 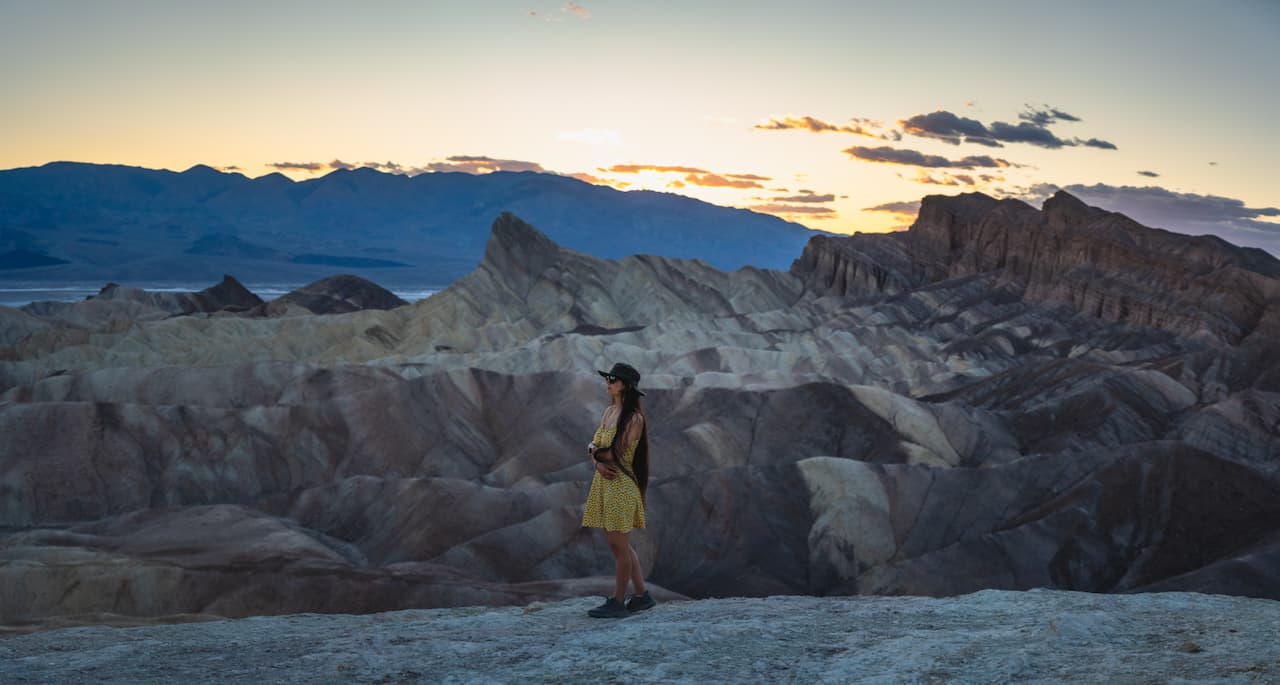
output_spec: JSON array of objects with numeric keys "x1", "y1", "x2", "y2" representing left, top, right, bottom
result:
[
  {"x1": 789, "y1": 232, "x2": 922, "y2": 298},
  {"x1": 251, "y1": 274, "x2": 408, "y2": 316},
  {"x1": 793, "y1": 191, "x2": 1280, "y2": 346},
  {"x1": 93, "y1": 275, "x2": 263, "y2": 315},
  {"x1": 10, "y1": 275, "x2": 264, "y2": 335}
]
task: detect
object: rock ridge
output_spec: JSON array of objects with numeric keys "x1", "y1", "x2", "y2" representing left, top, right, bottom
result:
[{"x1": 792, "y1": 190, "x2": 1280, "y2": 345}]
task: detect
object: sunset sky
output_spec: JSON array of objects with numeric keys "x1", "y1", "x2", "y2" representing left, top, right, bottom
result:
[{"x1": 3, "y1": 0, "x2": 1278, "y2": 253}]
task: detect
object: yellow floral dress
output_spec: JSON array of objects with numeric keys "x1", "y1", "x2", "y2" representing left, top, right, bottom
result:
[{"x1": 581, "y1": 409, "x2": 646, "y2": 532}]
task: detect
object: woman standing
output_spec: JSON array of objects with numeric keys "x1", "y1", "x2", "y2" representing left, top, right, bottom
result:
[{"x1": 582, "y1": 362, "x2": 654, "y2": 618}]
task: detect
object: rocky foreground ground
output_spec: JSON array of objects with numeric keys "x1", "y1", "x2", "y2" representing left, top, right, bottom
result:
[{"x1": 2, "y1": 589, "x2": 1278, "y2": 684}]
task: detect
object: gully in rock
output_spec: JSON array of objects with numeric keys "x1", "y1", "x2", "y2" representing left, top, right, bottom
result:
[{"x1": 581, "y1": 362, "x2": 656, "y2": 618}]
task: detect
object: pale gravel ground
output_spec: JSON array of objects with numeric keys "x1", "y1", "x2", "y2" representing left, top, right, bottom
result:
[{"x1": 2, "y1": 589, "x2": 1278, "y2": 684}]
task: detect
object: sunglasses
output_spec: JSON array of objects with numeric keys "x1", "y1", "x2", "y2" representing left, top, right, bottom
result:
[{"x1": 604, "y1": 375, "x2": 621, "y2": 384}]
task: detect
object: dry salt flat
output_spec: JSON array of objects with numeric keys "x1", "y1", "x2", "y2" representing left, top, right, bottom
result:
[{"x1": 2, "y1": 589, "x2": 1279, "y2": 684}]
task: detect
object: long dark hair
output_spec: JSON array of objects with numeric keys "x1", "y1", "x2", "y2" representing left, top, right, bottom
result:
[{"x1": 613, "y1": 385, "x2": 650, "y2": 501}]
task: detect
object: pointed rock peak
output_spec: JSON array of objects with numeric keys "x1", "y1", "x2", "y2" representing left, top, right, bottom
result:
[
  {"x1": 485, "y1": 212, "x2": 562, "y2": 262},
  {"x1": 201, "y1": 275, "x2": 262, "y2": 305},
  {"x1": 479, "y1": 213, "x2": 565, "y2": 296}
]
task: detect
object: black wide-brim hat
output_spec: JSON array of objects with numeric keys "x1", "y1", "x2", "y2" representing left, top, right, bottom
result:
[{"x1": 597, "y1": 362, "x2": 645, "y2": 396}]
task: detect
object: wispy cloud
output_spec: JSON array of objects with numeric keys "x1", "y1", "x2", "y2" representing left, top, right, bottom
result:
[
  {"x1": 685, "y1": 173, "x2": 767, "y2": 189},
  {"x1": 605, "y1": 163, "x2": 709, "y2": 174},
  {"x1": 768, "y1": 190, "x2": 835, "y2": 203},
  {"x1": 601, "y1": 164, "x2": 769, "y2": 188},
  {"x1": 529, "y1": 2, "x2": 589, "y2": 22},
  {"x1": 749, "y1": 203, "x2": 837, "y2": 217},
  {"x1": 844, "y1": 146, "x2": 1015, "y2": 169},
  {"x1": 754, "y1": 115, "x2": 888, "y2": 138},
  {"x1": 426, "y1": 156, "x2": 547, "y2": 173},
  {"x1": 911, "y1": 172, "x2": 972, "y2": 186},
  {"x1": 569, "y1": 171, "x2": 630, "y2": 189}
]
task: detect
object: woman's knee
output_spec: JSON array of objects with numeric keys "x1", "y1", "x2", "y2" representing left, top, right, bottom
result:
[{"x1": 606, "y1": 533, "x2": 630, "y2": 554}]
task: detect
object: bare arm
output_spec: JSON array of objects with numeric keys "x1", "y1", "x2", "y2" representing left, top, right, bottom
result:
[{"x1": 594, "y1": 413, "x2": 644, "y2": 465}]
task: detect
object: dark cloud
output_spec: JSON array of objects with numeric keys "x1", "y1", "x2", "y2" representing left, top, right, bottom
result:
[
  {"x1": 1077, "y1": 137, "x2": 1118, "y2": 150},
  {"x1": 268, "y1": 161, "x2": 328, "y2": 172},
  {"x1": 864, "y1": 200, "x2": 921, "y2": 215},
  {"x1": 899, "y1": 111, "x2": 990, "y2": 145},
  {"x1": 987, "y1": 120, "x2": 1070, "y2": 148},
  {"x1": 1138, "y1": 170, "x2": 1160, "y2": 178},
  {"x1": 899, "y1": 108, "x2": 1116, "y2": 150},
  {"x1": 1019, "y1": 183, "x2": 1280, "y2": 256},
  {"x1": 844, "y1": 145, "x2": 1014, "y2": 169},
  {"x1": 1019, "y1": 105, "x2": 1080, "y2": 126}
]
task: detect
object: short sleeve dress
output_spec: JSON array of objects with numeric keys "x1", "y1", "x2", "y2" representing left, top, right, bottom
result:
[{"x1": 581, "y1": 409, "x2": 646, "y2": 533}]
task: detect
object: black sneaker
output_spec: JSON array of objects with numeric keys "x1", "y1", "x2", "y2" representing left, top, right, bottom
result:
[
  {"x1": 587, "y1": 598, "x2": 630, "y2": 618},
  {"x1": 626, "y1": 591, "x2": 656, "y2": 612}
]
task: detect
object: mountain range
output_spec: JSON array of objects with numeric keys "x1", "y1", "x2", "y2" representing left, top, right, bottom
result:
[{"x1": 0, "y1": 162, "x2": 818, "y2": 285}]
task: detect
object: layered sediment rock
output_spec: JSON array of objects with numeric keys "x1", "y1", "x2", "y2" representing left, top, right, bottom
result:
[
  {"x1": 793, "y1": 191, "x2": 1280, "y2": 346},
  {"x1": 2, "y1": 203, "x2": 1278, "y2": 630}
]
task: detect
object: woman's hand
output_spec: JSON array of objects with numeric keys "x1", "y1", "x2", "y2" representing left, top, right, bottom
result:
[{"x1": 595, "y1": 461, "x2": 618, "y2": 480}]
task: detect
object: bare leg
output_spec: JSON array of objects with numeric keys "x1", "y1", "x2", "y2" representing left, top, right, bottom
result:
[
  {"x1": 628, "y1": 545, "x2": 646, "y2": 595},
  {"x1": 605, "y1": 531, "x2": 632, "y2": 603}
]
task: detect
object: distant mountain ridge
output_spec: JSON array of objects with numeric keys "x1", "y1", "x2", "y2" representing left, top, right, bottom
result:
[{"x1": 0, "y1": 162, "x2": 820, "y2": 285}]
